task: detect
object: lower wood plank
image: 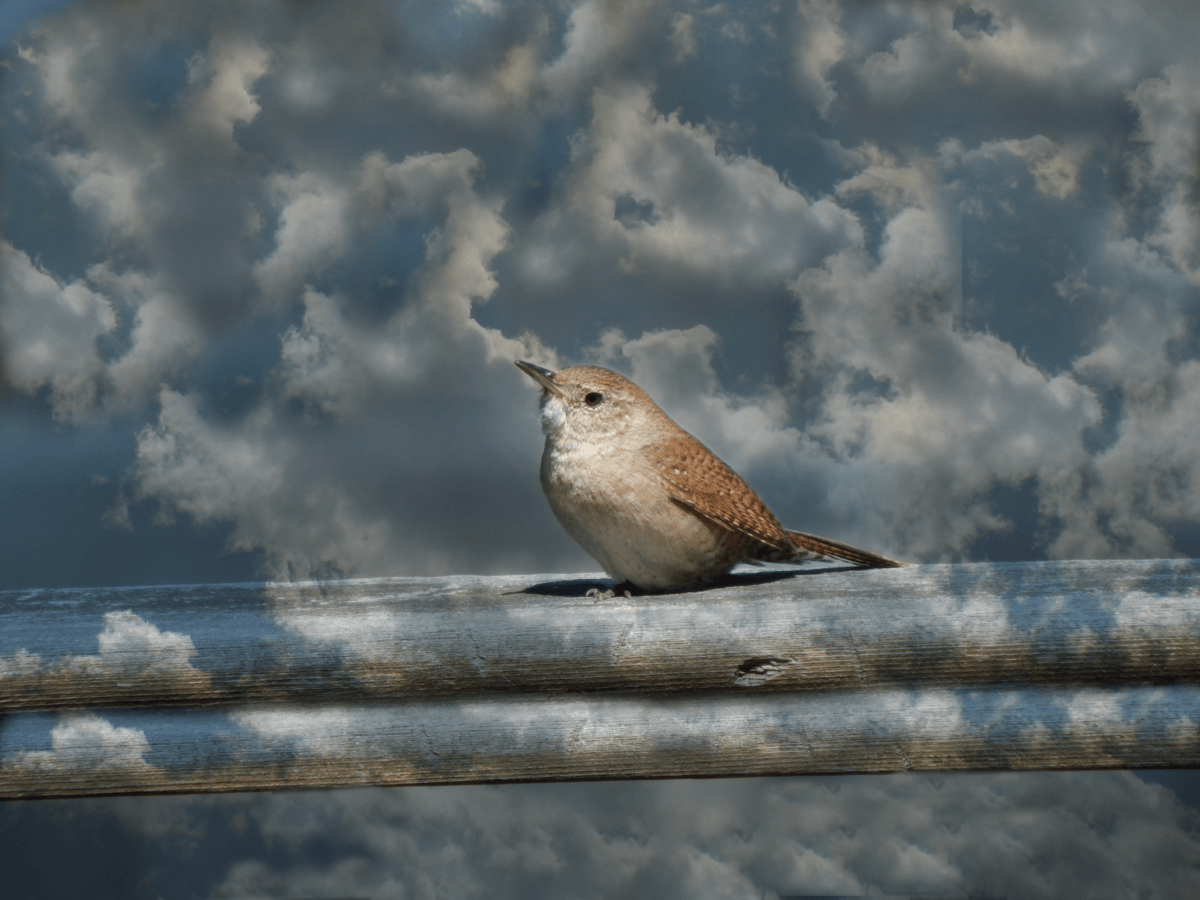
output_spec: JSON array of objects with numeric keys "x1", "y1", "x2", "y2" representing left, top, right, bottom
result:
[{"x1": 4, "y1": 684, "x2": 1199, "y2": 800}]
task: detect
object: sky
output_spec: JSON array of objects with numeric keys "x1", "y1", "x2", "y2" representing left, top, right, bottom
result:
[{"x1": 2, "y1": 0, "x2": 1200, "y2": 897}]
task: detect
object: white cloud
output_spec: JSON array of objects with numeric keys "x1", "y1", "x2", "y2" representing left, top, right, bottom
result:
[
  {"x1": 856, "y1": 2, "x2": 1146, "y2": 103},
  {"x1": 92, "y1": 266, "x2": 207, "y2": 408},
  {"x1": 1, "y1": 608, "x2": 207, "y2": 708},
  {"x1": 121, "y1": 140, "x2": 557, "y2": 578},
  {"x1": 128, "y1": 388, "x2": 337, "y2": 573},
  {"x1": 540, "y1": 0, "x2": 666, "y2": 101},
  {"x1": 668, "y1": 12, "x2": 696, "y2": 62},
  {"x1": 1031, "y1": 61, "x2": 1200, "y2": 559},
  {"x1": 7, "y1": 712, "x2": 156, "y2": 777},
  {"x1": 3, "y1": 20, "x2": 285, "y2": 418},
  {"x1": 184, "y1": 36, "x2": 270, "y2": 146},
  {"x1": 51, "y1": 148, "x2": 148, "y2": 241},
  {"x1": 129, "y1": 381, "x2": 453, "y2": 580},
  {"x1": 187, "y1": 772, "x2": 1200, "y2": 898},
  {"x1": 27, "y1": 24, "x2": 90, "y2": 119},
  {"x1": 6, "y1": 0, "x2": 1200, "y2": 575},
  {"x1": 524, "y1": 81, "x2": 860, "y2": 286},
  {"x1": 957, "y1": 13, "x2": 1115, "y2": 86},
  {"x1": 407, "y1": 40, "x2": 544, "y2": 121},
  {"x1": 132, "y1": 388, "x2": 284, "y2": 523},
  {"x1": 857, "y1": 5, "x2": 959, "y2": 102},
  {"x1": 258, "y1": 148, "x2": 502, "y2": 307},
  {"x1": 253, "y1": 171, "x2": 352, "y2": 300},
  {"x1": 1130, "y1": 64, "x2": 1200, "y2": 184},
  {"x1": 0, "y1": 244, "x2": 210, "y2": 417},
  {"x1": 1126, "y1": 63, "x2": 1200, "y2": 282},
  {"x1": 271, "y1": 149, "x2": 521, "y2": 414},
  {"x1": 71, "y1": 610, "x2": 202, "y2": 680},
  {"x1": 790, "y1": 148, "x2": 1101, "y2": 558},
  {"x1": 794, "y1": 0, "x2": 847, "y2": 114},
  {"x1": 0, "y1": 242, "x2": 116, "y2": 421},
  {"x1": 964, "y1": 135, "x2": 1091, "y2": 200},
  {"x1": 0, "y1": 648, "x2": 42, "y2": 679},
  {"x1": 1041, "y1": 360, "x2": 1200, "y2": 559}
]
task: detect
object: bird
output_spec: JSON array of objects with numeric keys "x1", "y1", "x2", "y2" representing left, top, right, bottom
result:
[{"x1": 515, "y1": 360, "x2": 904, "y2": 596}]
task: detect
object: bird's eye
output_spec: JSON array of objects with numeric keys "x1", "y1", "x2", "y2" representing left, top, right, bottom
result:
[{"x1": 583, "y1": 391, "x2": 605, "y2": 407}]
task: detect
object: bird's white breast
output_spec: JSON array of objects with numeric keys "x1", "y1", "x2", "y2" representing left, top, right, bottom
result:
[{"x1": 539, "y1": 428, "x2": 737, "y2": 590}]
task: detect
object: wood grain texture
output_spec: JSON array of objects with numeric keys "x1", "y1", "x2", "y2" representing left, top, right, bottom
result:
[{"x1": 2, "y1": 559, "x2": 1198, "y2": 799}]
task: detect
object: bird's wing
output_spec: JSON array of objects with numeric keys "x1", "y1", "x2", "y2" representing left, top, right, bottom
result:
[
  {"x1": 652, "y1": 433, "x2": 793, "y2": 553},
  {"x1": 653, "y1": 434, "x2": 908, "y2": 569}
]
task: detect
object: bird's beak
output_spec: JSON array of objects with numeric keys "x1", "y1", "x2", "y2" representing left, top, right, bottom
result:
[{"x1": 516, "y1": 360, "x2": 568, "y2": 398}]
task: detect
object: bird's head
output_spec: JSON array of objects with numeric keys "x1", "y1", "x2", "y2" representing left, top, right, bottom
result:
[{"x1": 515, "y1": 361, "x2": 657, "y2": 444}]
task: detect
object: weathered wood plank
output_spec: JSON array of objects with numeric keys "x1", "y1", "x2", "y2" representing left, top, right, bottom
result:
[
  {"x1": 3, "y1": 560, "x2": 1198, "y2": 710},
  {"x1": 1, "y1": 559, "x2": 1198, "y2": 799},
  {"x1": 3, "y1": 685, "x2": 1198, "y2": 800}
]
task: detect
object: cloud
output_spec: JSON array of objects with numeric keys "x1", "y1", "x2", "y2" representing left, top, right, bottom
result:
[
  {"x1": 0, "y1": 244, "x2": 213, "y2": 419},
  {"x1": 1041, "y1": 360, "x2": 1200, "y2": 559},
  {"x1": 0, "y1": 648, "x2": 42, "y2": 680},
  {"x1": 406, "y1": 38, "x2": 544, "y2": 121},
  {"x1": 87, "y1": 772, "x2": 1197, "y2": 899},
  {"x1": 94, "y1": 267, "x2": 208, "y2": 406},
  {"x1": 50, "y1": 147, "x2": 147, "y2": 241},
  {"x1": 4, "y1": 0, "x2": 569, "y2": 579},
  {"x1": 5, "y1": 713, "x2": 157, "y2": 779},
  {"x1": 540, "y1": 0, "x2": 667, "y2": 101},
  {"x1": 2, "y1": 16, "x2": 281, "y2": 416},
  {"x1": 964, "y1": 135, "x2": 1091, "y2": 200},
  {"x1": 0, "y1": 242, "x2": 116, "y2": 420},
  {"x1": 793, "y1": 0, "x2": 847, "y2": 114},
  {"x1": 184, "y1": 35, "x2": 270, "y2": 145},
  {"x1": 854, "y1": 1, "x2": 1155, "y2": 105},
  {"x1": 251, "y1": 171, "x2": 353, "y2": 301},
  {"x1": 255, "y1": 147, "x2": 518, "y2": 393},
  {"x1": 0, "y1": 609, "x2": 207, "y2": 708},
  {"x1": 667, "y1": 12, "x2": 696, "y2": 62},
  {"x1": 1125, "y1": 63, "x2": 1200, "y2": 282},
  {"x1": 521, "y1": 81, "x2": 860, "y2": 287},
  {"x1": 1130, "y1": 64, "x2": 1200, "y2": 184},
  {"x1": 5, "y1": 0, "x2": 1200, "y2": 574},
  {"x1": 1034, "y1": 60, "x2": 1200, "y2": 559},
  {"x1": 121, "y1": 141, "x2": 553, "y2": 577},
  {"x1": 128, "y1": 388, "x2": 359, "y2": 578},
  {"x1": 70, "y1": 609, "x2": 202, "y2": 679},
  {"x1": 250, "y1": 147, "x2": 504, "y2": 302},
  {"x1": 789, "y1": 146, "x2": 1101, "y2": 558}
]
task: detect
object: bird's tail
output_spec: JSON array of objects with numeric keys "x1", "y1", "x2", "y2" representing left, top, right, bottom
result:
[{"x1": 785, "y1": 529, "x2": 907, "y2": 568}]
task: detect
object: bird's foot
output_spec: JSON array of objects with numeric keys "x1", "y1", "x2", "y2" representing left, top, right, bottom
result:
[{"x1": 586, "y1": 582, "x2": 636, "y2": 601}]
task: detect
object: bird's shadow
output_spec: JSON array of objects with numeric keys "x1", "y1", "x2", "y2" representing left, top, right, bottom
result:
[{"x1": 518, "y1": 565, "x2": 861, "y2": 598}]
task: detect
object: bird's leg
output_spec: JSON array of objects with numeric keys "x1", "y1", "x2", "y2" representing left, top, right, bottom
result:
[{"x1": 585, "y1": 581, "x2": 638, "y2": 601}]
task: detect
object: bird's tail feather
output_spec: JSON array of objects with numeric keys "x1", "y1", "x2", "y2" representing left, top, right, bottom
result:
[{"x1": 785, "y1": 530, "x2": 907, "y2": 568}]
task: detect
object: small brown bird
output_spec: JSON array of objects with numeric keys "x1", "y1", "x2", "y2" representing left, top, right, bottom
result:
[{"x1": 516, "y1": 361, "x2": 904, "y2": 595}]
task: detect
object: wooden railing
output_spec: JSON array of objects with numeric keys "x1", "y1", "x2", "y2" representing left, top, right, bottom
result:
[{"x1": 2, "y1": 559, "x2": 1198, "y2": 800}]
